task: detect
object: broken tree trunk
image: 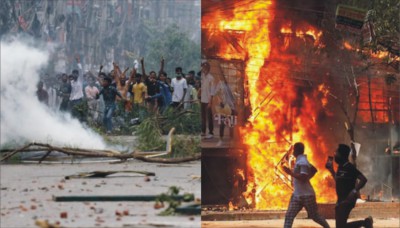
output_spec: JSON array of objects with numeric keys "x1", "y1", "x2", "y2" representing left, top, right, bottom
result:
[
  {"x1": 0, "y1": 128, "x2": 200, "y2": 163},
  {"x1": 0, "y1": 143, "x2": 36, "y2": 162}
]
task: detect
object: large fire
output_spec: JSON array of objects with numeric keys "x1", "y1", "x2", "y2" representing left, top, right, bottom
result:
[{"x1": 203, "y1": 0, "x2": 336, "y2": 209}]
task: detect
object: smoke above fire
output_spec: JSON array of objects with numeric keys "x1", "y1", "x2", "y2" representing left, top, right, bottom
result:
[{"x1": 0, "y1": 37, "x2": 106, "y2": 149}]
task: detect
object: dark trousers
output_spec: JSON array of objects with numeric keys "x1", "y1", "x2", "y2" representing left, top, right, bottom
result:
[
  {"x1": 201, "y1": 102, "x2": 213, "y2": 135},
  {"x1": 59, "y1": 99, "x2": 69, "y2": 112},
  {"x1": 335, "y1": 201, "x2": 366, "y2": 228},
  {"x1": 171, "y1": 101, "x2": 183, "y2": 111}
]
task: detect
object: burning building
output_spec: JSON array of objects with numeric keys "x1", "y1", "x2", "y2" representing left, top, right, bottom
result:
[{"x1": 201, "y1": 0, "x2": 400, "y2": 212}]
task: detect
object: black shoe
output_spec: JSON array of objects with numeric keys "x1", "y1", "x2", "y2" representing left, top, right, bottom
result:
[{"x1": 365, "y1": 216, "x2": 373, "y2": 228}]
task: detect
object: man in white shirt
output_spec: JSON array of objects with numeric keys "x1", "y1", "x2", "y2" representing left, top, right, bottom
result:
[
  {"x1": 282, "y1": 142, "x2": 330, "y2": 228},
  {"x1": 171, "y1": 70, "x2": 187, "y2": 111},
  {"x1": 69, "y1": 58, "x2": 86, "y2": 122},
  {"x1": 85, "y1": 77, "x2": 100, "y2": 123},
  {"x1": 200, "y1": 61, "x2": 215, "y2": 139}
]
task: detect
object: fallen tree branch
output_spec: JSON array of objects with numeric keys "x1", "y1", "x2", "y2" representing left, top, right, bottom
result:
[
  {"x1": 133, "y1": 153, "x2": 201, "y2": 163},
  {"x1": 38, "y1": 150, "x2": 53, "y2": 164},
  {"x1": 1, "y1": 148, "x2": 48, "y2": 153},
  {"x1": 132, "y1": 127, "x2": 175, "y2": 158},
  {"x1": 65, "y1": 170, "x2": 155, "y2": 179},
  {"x1": 0, "y1": 128, "x2": 198, "y2": 164},
  {"x1": 53, "y1": 194, "x2": 193, "y2": 202},
  {"x1": 0, "y1": 143, "x2": 35, "y2": 162}
]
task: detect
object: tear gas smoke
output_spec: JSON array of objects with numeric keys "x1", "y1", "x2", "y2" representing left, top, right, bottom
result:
[{"x1": 1, "y1": 37, "x2": 106, "y2": 149}]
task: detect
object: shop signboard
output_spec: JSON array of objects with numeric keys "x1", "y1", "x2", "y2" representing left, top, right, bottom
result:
[{"x1": 335, "y1": 4, "x2": 368, "y2": 34}]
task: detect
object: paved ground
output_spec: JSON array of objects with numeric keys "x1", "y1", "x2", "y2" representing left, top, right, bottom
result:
[
  {"x1": 202, "y1": 218, "x2": 400, "y2": 227},
  {"x1": 0, "y1": 160, "x2": 201, "y2": 228}
]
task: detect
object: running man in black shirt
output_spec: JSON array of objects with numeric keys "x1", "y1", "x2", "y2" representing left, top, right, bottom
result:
[{"x1": 326, "y1": 144, "x2": 373, "y2": 228}]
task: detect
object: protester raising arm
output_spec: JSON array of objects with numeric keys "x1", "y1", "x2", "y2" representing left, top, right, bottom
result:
[
  {"x1": 140, "y1": 57, "x2": 148, "y2": 80},
  {"x1": 112, "y1": 62, "x2": 129, "y2": 88},
  {"x1": 111, "y1": 62, "x2": 121, "y2": 87},
  {"x1": 325, "y1": 156, "x2": 336, "y2": 179},
  {"x1": 96, "y1": 65, "x2": 105, "y2": 84},
  {"x1": 76, "y1": 57, "x2": 83, "y2": 76},
  {"x1": 121, "y1": 67, "x2": 129, "y2": 80},
  {"x1": 158, "y1": 57, "x2": 164, "y2": 78},
  {"x1": 328, "y1": 144, "x2": 372, "y2": 228},
  {"x1": 123, "y1": 67, "x2": 136, "y2": 97}
]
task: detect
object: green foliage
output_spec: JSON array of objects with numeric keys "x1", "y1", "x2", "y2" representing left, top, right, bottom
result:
[
  {"x1": 0, "y1": 150, "x2": 21, "y2": 164},
  {"x1": 0, "y1": 0, "x2": 14, "y2": 37},
  {"x1": 135, "y1": 114, "x2": 165, "y2": 151},
  {"x1": 170, "y1": 136, "x2": 201, "y2": 158},
  {"x1": 344, "y1": 0, "x2": 400, "y2": 52},
  {"x1": 133, "y1": 106, "x2": 201, "y2": 155},
  {"x1": 160, "y1": 105, "x2": 201, "y2": 135},
  {"x1": 127, "y1": 20, "x2": 200, "y2": 75},
  {"x1": 367, "y1": 0, "x2": 400, "y2": 38},
  {"x1": 146, "y1": 24, "x2": 201, "y2": 76},
  {"x1": 156, "y1": 186, "x2": 195, "y2": 216}
]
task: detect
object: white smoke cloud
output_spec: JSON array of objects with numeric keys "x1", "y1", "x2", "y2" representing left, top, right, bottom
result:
[{"x1": 0, "y1": 37, "x2": 106, "y2": 149}]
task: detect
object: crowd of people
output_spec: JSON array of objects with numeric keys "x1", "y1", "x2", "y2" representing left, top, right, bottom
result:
[{"x1": 36, "y1": 57, "x2": 201, "y2": 134}]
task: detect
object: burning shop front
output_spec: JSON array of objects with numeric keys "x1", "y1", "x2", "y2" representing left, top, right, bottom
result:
[{"x1": 201, "y1": 0, "x2": 400, "y2": 217}]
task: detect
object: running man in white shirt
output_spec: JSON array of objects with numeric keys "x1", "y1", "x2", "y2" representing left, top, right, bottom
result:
[{"x1": 282, "y1": 142, "x2": 330, "y2": 228}]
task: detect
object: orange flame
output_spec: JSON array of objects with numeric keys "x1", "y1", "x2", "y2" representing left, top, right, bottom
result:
[
  {"x1": 280, "y1": 25, "x2": 322, "y2": 47},
  {"x1": 280, "y1": 27, "x2": 292, "y2": 34},
  {"x1": 370, "y1": 51, "x2": 388, "y2": 59},
  {"x1": 358, "y1": 77, "x2": 389, "y2": 123},
  {"x1": 318, "y1": 84, "x2": 330, "y2": 107},
  {"x1": 344, "y1": 41, "x2": 353, "y2": 50},
  {"x1": 228, "y1": 201, "x2": 237, "y2": 211},
  {"x1": 237, "y1": 168, "x2": 245, "y2": 180},
  {"x1": 203, "y1": 0, "x2": 336, "y2": 209},
  {"x1": 343, "y1": 41, "x2": 391, "y2": 60}
]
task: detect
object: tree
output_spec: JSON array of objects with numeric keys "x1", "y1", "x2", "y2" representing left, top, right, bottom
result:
[
  {"x1": 0, "y1": 0, "x2": 16, "y2": 37},
  {"x1": 147, "y1": 24, "x2": 201, "y2": 75},
  {"x1": 341, "y1": 0, "x2": 400, "y2": 55},
  {"x1": 367, "y1": 0, "x2": 400, "y2": 55}
]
